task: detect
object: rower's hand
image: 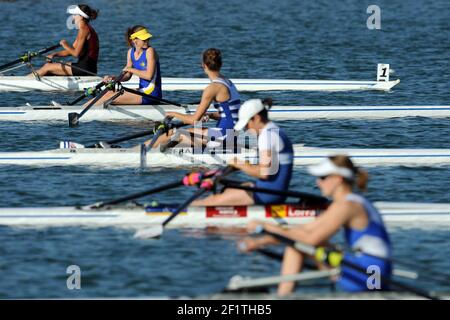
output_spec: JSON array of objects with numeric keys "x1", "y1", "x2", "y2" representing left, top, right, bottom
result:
[
  {"x1": 103, "y1": 75, "x2": 113, "y2": 82},
  {"x1": 60, "y1": 39, "x2": 69, "y2": 49},
  {"x1": 46, "y1": 53, "x2": 55, "y2": 62},
  {"x1": 123, "y1": 66, "x2": 134, "y2": 74},
  {"x1": 165, "y1": 112, "x2": 178, "y2": 118},
  {"x1": 238, "y1": 237, "x2": 260, "y2": 253}
]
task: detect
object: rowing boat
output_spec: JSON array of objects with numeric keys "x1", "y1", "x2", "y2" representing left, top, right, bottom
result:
[
  {"x1": 1, "y1": 201, "x2": 448, "y2": 228},
  {"x1": 0, "y1": 75, "x2": 400, "y2": 92},
  {"x1": 1, "y1": 145, "x2": 450, "y2": 167},
  {"x1": 1, "y1": 104, "x2": 448, "y2": 122}
]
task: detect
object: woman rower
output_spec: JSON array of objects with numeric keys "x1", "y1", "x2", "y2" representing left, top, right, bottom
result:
[
  {"x1": 240, "y1": 155, "x2": 392, "y2": 296},
  {"x1": 190, "y1": 98, "x2": 294, "y2": 206},
  {"x1": 88, "y1": 25, "x2": 162, "y2": 105},
  {"x1": 36, "y1": 4, "x2": 99, "y2": 77},
  {"x1": 145, "y1": 48, "x2": 239, "y2": 149}
]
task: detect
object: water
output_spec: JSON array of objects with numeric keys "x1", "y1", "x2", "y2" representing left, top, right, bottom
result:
[{"x1": 0, "y1": 0, "x2": 449, "y2": 298}]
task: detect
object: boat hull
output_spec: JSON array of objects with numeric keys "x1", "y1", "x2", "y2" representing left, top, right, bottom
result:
[
  {"x1": 0, "y1": 202, "x2": 448, "y2": 228},
  {"x1": 0, "y1": 76, "x2": 400, "y2": 92},
  {"x1": 1, "y1": 104, "x2": 449, "y2": 122},
  {"x1": 0, "y1": 145, "x2": 450, "y2": 167}
]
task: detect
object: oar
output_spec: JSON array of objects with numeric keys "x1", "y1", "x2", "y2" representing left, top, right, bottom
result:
[
  {"x1": 86, "y1": 128, "x2": 159, "y2": 148},
  {"x1": 256, "y1": 227, "x2": 441, "y2": 300},
  {"x1": 0, "y1": 44, "x2": 60, "y2": 72},
  {"x1": 219, "y1": 178, "x2": 330, "y2": 206},
  {"x1": 68, "y1": 72, "x2": 126, "y2": 127},
  {"x1": 121, "y1": 86, "x2": 193, "y2": 112},
  {"x1": 134, "y1": 188, "x2": 210, "y2": 239},
  {"x1": 85, "y1": 180, "x2": 185, "y2": 210},
  {"x1": 134, "y1": 167, "x2": 236, "y2": 239}
]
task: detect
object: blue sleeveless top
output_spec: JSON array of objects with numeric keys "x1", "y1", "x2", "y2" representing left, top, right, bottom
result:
[
  {"x1": 338, "y1": 193, "x2": 392, "y2": 292},
  {"x1": 130, "y1": 47, "x2": 162, "y2": 103},
  {"x1": 254, "y1": 122, "x2": 293, "y2": 204},
  {"x1": 210, "y1": 78, "x2": 241, "y2": 136}
]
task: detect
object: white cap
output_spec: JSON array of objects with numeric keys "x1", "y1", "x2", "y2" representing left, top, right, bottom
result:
[
  {"x1": 307, "y1": 158, "x2": 355, "y2": 180},
  {"x1": 234, "y1": 99, "x2": 267, "y2": 131},
  {"x1": 67, "y1": 5, "x2": 89, "y2": 19}
]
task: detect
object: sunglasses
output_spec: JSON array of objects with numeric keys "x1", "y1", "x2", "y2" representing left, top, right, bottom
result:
[{"x1": 318, "y1": 175, "x2": 331, "y2": 180}]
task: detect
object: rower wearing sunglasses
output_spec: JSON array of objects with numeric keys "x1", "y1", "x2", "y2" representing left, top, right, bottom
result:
[
  {"x1": 190, "y1": 98, "x2": 294, "y2": 206},
  {"x1": 239, "y1": 155, "x2": 392, "y2": 296}
]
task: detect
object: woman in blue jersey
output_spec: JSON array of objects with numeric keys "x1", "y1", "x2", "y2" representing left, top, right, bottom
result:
[
  {"x1": 240, "y1": 155, "x2": 392, "y2": 296},
  {"x1": 90, "y1": 25, "x2": 162, "y2": 106},
  {"x1": 146, "y1": 48, "x2": 240, "y2": 149},
  {"x1": 191, "y1": 98, "x2": 294, "y2": 206}
]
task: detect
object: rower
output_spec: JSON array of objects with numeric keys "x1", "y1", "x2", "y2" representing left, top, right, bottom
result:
[
  {"x1": 190, "y1": 98, "x2": 294, "y2": 206},
  {"x1": 239, "y1": 155, "x2": 392, "y2": 296},
  {"x1": 145, "y1": 48, "x2": 240, "y2": 150},
  {"x1": 86, "y1": 25, "x2": 162, "y2": 106},
  {"x1": 35, "y1": 4, "x2": 99, "y2": 77}
]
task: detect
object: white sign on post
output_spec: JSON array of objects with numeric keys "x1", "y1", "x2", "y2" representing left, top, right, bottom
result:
[{"x1": 377, "y1": 63, "x2": 390, "y2": 82}]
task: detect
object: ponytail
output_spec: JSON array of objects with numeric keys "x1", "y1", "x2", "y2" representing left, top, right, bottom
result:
[
  {"x1": 329, "y1": 155, "x2": 369, "y2": 191},
  {"x1": 258, "y1": 98, "x2": 273, "y2": 122},
  {"x1": 78, "y1": 4, "x2": 98, "y2": 21}
]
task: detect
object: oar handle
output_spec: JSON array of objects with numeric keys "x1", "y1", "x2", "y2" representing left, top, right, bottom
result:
[{"x1": 0, "y1": 44, "x2": 60, "y2": 72}]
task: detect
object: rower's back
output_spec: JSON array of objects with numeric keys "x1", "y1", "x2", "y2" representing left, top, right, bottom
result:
[{"x1": 339, "y1": 193, "x2": 392, "y2": 292}]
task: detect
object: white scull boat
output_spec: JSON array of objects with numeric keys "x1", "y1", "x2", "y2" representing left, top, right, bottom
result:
[
  {"x1": 0, "y1": 145, "x2": 450, "y2": 167},
  {"x1": 1, "y1": 104, "x2": 448, "y2": 122},
  {"x1": 0, "y1": 202, "x2": 449, "y2": 228},
  {"x1": 0, "y1": 76, "x2": 400, "y2": 92}
]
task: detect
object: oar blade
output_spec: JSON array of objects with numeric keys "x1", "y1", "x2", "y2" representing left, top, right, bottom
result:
[{"x1": 133, "y1": 225, "x2": 164, "y2": 239}]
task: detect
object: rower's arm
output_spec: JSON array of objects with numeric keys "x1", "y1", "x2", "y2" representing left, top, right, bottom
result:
[
  {"x1": 281, "y1": 203, "x2": 350, "y2": 246},
  {"x1": 62, "y1": 26, "x2": 89, "y2": 58},
  {"x1": 50, "y1": 49, "x2": 71, "y2": 58},
  {"x1": 120, "y1": 49, "x2": 134, "y2": 82},
  {"x1": 231, "y1": 150, "x2": 273, "y2": 179},
  {"x1": 166, "y1": 85, "x2": 216, "y2": 124}
]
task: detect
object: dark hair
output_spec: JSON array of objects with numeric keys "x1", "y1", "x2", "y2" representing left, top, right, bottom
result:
[
  {"x1": 202, "y1": 48, "x2": 222, "y2": 71},
  {"x1": 78, "y1": 4, "x2": 98, "y2": 21},
  {"x1": 329, "y1": 155, "x2": 369, "y2": 191},
  {"x1": 257, "y1": 98, "x2": 273, "y2": 122},
  {"x1": 126, "y1": 25, "x2": 148, "y2": 46}
]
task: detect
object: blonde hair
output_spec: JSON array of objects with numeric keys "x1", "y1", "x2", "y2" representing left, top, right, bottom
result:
[{"x1": 329, "y1": 155, "x2": 369, "y2": 191}]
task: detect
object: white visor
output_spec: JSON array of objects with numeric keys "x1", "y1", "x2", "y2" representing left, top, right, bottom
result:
[
  {"x1": 307, "y1": 158, "x2": 355, "y2": 180},
  {"x1": 67, "y1": 5, "x2": 89, "y2": 19},
  {"x1": 234, "y1": 99, "x2": 266, "y2": 131}
]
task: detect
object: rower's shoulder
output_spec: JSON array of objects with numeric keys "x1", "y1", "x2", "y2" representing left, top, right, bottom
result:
[
  {"x1": 78, "y1": 22, "x2": 90, "y2": 34},
  {"x1": 327, "y1": 198, "x2": 363, "y2": 216}
]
